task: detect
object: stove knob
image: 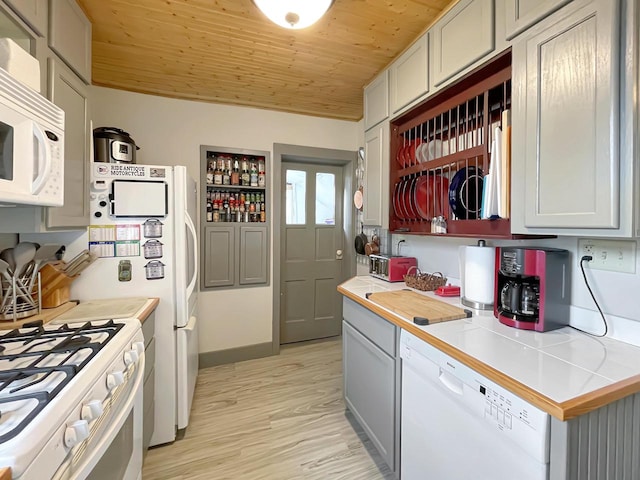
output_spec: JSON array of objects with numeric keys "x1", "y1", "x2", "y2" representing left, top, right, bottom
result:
[
  {"x1": 81, "y1": 400, "x2": 104, "y2": 422},
  {"x1": 123, "y1": 349, "x2": 139, "y2": 366},
  {"x1": 64, "y1": 420, "x2": 89, "y2": 448},
  {"x1": 106, "y1": 371, "x2": 125, "y2": 391},
  {"x1": 133, "y1": 341, "x2": 145, "y2": 356}
]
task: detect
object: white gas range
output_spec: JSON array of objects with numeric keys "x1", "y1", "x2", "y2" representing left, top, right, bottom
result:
[{"x1": 0, "y1": 317, "x2": 145, "y2": 480}]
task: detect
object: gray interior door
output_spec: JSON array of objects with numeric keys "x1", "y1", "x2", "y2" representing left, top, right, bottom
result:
[{"x1": 280, "y1": 162, "x2": 344, "y2": 344}]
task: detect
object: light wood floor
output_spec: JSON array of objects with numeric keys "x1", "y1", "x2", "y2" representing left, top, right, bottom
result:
[{"x1": 142, "y1": 337, "x2": 395, "y2": 480}]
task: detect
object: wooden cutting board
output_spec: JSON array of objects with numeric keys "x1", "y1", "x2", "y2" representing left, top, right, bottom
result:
[
  {"x1": 0, "y1": 301, "x2": 77, "y2": 329},
  {"x1": 367, "y1": 290, "x2": 470, "y2": 325},
  {"x1": 52, "y1": 297, "x2": 150, "y2": 323}
]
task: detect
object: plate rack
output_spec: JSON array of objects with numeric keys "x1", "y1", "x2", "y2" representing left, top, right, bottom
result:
[{"x1": 389, "y1": 50, "x2": 512, "y2": 237}]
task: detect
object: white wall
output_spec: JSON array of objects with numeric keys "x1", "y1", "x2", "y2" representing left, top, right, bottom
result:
[
  {"x1": 89, "y1": 87, "x2": 359, "y2": 353},
  {"x1": 393, "y1": 234, "x2": 640, "y2": 346}
]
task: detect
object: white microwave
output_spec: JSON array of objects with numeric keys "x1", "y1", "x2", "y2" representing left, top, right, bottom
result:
[{"x1": 0, "y1": 66, "x2": 64, "y2": 206}]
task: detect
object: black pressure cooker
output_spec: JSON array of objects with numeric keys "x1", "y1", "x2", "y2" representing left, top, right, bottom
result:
[{"x1": 93, "y1": 127, "x2": 140, "y2": 164}]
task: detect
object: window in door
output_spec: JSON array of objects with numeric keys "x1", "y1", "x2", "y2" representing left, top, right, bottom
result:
[
  {"x1": 315, "y1": 172, "x2": 335, "y2": 225},
  {"x1": 285, "y1": 169, "x2": 306, "y2": 224}
]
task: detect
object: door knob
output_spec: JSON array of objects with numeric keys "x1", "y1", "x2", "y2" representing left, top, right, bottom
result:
[{"x1": 336, "y1": 249, "x2": 343, "y2": 260}]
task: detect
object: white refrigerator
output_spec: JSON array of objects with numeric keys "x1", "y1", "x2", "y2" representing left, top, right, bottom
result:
[{"x1": 72, "y1": 162, "x2": 199, "y2": 446}]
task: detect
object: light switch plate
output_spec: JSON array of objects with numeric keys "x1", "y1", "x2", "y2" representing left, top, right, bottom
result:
[{"x1": 578, "y1": 239, "x2": 637, "y2": 274}]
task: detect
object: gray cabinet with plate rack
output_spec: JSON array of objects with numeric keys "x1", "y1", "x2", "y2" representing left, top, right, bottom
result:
[{"x1": 200, "y1": 145, "x2": 270, "y2": 289}]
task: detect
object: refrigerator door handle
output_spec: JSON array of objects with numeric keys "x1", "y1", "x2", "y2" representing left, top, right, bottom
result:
[
  {"x1": 185, "y1": 211, "x2": 198, "y2": 298},
  {"x1": 179, "y1": 314, "x2": 197, "y2": 331}
]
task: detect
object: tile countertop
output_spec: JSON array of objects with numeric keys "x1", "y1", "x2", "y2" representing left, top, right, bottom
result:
[{"x1": 338, "y1": 276, "x2": 640, "y2": 421}]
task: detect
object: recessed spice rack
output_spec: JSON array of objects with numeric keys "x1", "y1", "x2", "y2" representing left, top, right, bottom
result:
[{"x1": 390, "y1": 50, "x2": 516, "y2": 238}]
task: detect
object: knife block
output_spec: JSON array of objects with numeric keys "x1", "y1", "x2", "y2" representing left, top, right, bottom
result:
[{"x1": 40, "y1": 262, "x2": 78, "y2": 308}]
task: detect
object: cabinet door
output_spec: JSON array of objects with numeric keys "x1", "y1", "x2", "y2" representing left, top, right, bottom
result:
[
  {"x1": 48, "y1": 0, "x2": 91, "y2": 83},
  {"x1": 4, "y1": 0, "x2": 47, "y2": 36},
  {"x1": 46, "y1": 55, "x2": 90, "y2": 228},
  {"x1": 363, "y1": 122, "x2": 389, "y2": 227},
  {"x1": 343, "y1": 321, "x2": 396, "y2": 471},
  {"x1": 512, "y1": 0, "x2": 620, "y2": 230},
  {"x1": 505, "y1": 0, "x2": 573, "y2": 39},
  {"x1": 364, "y1": 70, "x2": 389, "y2": 131},
  {"x1": 203, "y1": 226, "x2": 235, "y2": 288},
  {"x1": 239, "y1": 225, "x2": 268, "y2": 285},
  {"x1": 390, "y1": 33, "x2": 429, "y2": 114},
  {"x1": 432, "y1": 0, "x2": 495, "y2": 87}
]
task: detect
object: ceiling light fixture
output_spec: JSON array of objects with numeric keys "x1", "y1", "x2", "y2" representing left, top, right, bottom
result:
[{"x1": 251, "y1": 0, "x2": 334, "y2": 29}]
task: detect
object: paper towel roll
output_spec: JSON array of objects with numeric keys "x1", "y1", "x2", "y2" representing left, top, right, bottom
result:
[{"x1": 462, "y1": 244, "x2": 495, "y2": 307}]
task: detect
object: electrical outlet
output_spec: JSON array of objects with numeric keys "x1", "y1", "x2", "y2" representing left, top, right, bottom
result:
[{"x1": 578, "y1": 239, "x2": 637, "y2": 274}]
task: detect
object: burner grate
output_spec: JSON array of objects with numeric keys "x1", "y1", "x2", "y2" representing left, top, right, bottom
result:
[{"x1": 0, "y1": 319, "x2": 124, "y2": 443}]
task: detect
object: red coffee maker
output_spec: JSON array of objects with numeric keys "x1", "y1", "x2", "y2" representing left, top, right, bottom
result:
[{"x1": 494, "y1": 247, "x2": 571, "y2": 332}]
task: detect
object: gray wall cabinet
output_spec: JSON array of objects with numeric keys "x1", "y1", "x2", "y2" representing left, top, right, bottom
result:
[
  {"x1": 48, "y1": 0, "x2": 91, "y2": 84},
  {"x1": 46, "y1": 54, "x2": 90, "y2": 228},
  {"x1": 511, "y1": 0, "x2": 623, "y2": 233},
  {"x1": 342, "y1": 298, "x2": 400, "y2": 477},
  {"x1": 239, "y1": 225, "x2": 268, "y2": 285},
  {"x1": 505, "y1": 0, "x2": 573, "y2": 39},
  {"x1": 203, "y1": 224, "x2": 270, "y2": 289},
  {"x1": 389, "y1": 33, "x2": 429, "y2": 115},
  {"x1": 4, "y1": 0, "x2": 47, "y2": 36},
  {"x1": 203, "y1": 226, "x2": 235, "y2": 288},
  {"x1": 432, "y1": 0, "x2": 495, "y2": 87},
  {"x1": 363, "y1": 121, "x2": 389, "y2": 228},
  {"x1": 0, "y1": 0, "x2": 92, "y2": 233},
  {"x1": 364, "y1": 70, "x2": 389, "y2": 131}
]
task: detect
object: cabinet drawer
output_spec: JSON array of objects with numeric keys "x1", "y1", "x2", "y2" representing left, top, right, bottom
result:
[
  {"x1": 432, "y1": 0, "x2": 495, "y2": 87},
  {"x1": 343, "y1": 297, "x2": 397, "y2": 357}
]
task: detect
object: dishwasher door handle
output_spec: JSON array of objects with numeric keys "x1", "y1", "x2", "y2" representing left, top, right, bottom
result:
[{"x1": 438, "y1": 368, "x2": 464, "y2": 395}]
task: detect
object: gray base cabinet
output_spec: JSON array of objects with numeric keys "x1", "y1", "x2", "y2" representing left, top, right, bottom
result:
[
  {"x1": 141, "y1": 311, "x2": 156, "y2": 454},
  {"x1": 342, "y1": 298, "x2": 400, "y2": 477}
]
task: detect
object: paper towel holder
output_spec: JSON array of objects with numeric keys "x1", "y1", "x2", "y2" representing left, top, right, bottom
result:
[{"x1": 460, "y1": 239, "x2": 495, "y2": 310}]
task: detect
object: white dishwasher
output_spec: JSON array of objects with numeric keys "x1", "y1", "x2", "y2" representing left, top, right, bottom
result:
[{"x1": 400, "y1": 330, "x2": 550, "y2": 480}]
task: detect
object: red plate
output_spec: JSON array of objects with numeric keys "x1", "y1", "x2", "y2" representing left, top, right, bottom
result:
[
  {"x1": 404, "y1": 178, "x2": 419, "y2": 219},
  {"x1": 402, "y1": 143, "x2": 411, "y2": 167},
  {"x1": 396, "y1": 145, "x2": 404, "y2": 167},
  {"x1": 393, "y1": 181, "x2": 405, "y2": 219},
  {"x1": 399, "y1": 179, "x2": 411, "y2": 219},
  {"x1": 414, "y1": 175, "x2": 450, "y2": 220},
  {"x1": 408, "y1": 139, "x2": 421, "y2": 166}
]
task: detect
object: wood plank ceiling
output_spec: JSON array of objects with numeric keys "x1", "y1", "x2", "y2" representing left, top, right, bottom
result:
[{"x1": 77, "y1": 0, "x2": 454, "y2": 121}]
